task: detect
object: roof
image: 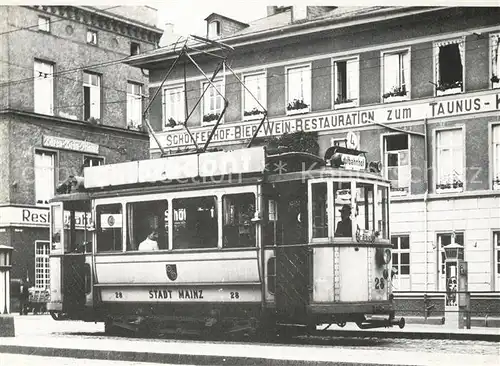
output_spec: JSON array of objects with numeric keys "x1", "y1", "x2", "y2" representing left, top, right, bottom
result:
[
  {"x1": 125, "y1": 6, "x2": 445, "y2": 67},
  {"x1": 204, "y1": 12, "x2": 249, "y2": 27}
]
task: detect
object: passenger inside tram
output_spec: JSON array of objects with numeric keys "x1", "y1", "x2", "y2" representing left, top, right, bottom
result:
[
  {"x1": 138, "y1": 230, "x2": 159, "y2": 251},
  {"x1": 335, "y1": 204, "x2": 352, "y2": 237}
]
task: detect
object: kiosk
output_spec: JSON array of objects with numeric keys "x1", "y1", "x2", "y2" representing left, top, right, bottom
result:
[
  {"x1": 443, "y1": 241, "x2": 470, "y2": 329},
  {"x1": 0, "y1": 245, "x2": 15, "y2": 336}
]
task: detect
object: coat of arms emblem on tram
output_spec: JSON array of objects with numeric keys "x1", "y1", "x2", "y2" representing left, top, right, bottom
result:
[{"x1": 166, "y1": 264, "x2": 178, "y2": 281}]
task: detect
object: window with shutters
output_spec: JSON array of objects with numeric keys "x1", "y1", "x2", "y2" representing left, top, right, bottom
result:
[
  {"x1": 333, "y1": 57, "x2": 359, "y2": 109},
  {"x1": 83, "y1": 71, "x2": 101, "y2": 121},
  {"x1": 434, "y1": 38, "x2": 464, "y2": 96},
  {"x1": 382, "y1": 49, "x2": 410, "y2": 102},
  {"x1": 34, "y1": 60, "x2": 54, "y2": 115},
  {"x1": 127, "y1": 82, "x2": 142, "y2": 128}
]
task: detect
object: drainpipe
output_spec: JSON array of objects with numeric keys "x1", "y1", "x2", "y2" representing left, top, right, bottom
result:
[{"x1": 423, "y1": 118, "x2": 429, "y2": 292}]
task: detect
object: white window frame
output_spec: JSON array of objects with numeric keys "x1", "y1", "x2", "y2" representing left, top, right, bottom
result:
[
  {"x1": 34, "y1": 149, "x2": 56, "y2": 206},
  {"x1": 83, "y1": 71, "x2": 101, "y2": 121},
  {"x1": 381, "y1": 133, "x2": 411, "y2": 196},
  {"x1": 35, "y1": 241, "x2": 50, "y2": 290},
  {"x1": 38, "y1": 16, "x2": 50, "y2": 32},
  {"x1": 208, "y1": 21, "x2": 221, "y2": 39},
  {"x1": 201, "y1": 79, "x2": 224, "y2": 126},
  {"x1": 242, "y1": 71, "x2": 266, "y2": 121},
  {"x1": 381, "y1": 48, "x2": 410, "y2": 103},
  {"x1": 83, "y1": 155, "x2": 104, "y2": 168},
  {"x1": 86, "y1": 29, "x2": 98, "y2": 45},
  {"x1": 285, "y1": 64, "x2": 311, "y2": 116},
  {"x1": 163, "y1": 85, "x2": 185, "y2": 131},
  {"x1": 492, "y1": 123, "x2": 500, "y2": 190},
  {"x1": 437, "y1": 232, "x2": 464, "y2": 291},
  {"x1": 126, "y1": 82, "x2": 143, "y2": 128},
  {"x1": 490, "y1": 33, "x2": 500, "y2": 89},
  {"x1": 332, "y1": 56, "x2": 359, "y2": 109},
  {"x1": 391, "y1": 235, "x2": 411, "y2": 291},
  {"x1": 494, "y1": 231, "x2": 500, "y2": 291},
  {"x1": 435, "y1": 127, "x2": 465, "y2": 193},
  {"x1": 34, "y1": 60, "x2": 54, "y2": 116},
  {"x1": 434, "y1": 37, "x2": 465, "y2": 96}
]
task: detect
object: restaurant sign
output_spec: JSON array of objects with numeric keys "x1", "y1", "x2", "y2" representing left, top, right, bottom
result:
[
  {"x1": 0, "y1": 206, "x2": 92, "y2": 229},
  {"x1": 154, "y1": 91, "x2": 500, "y2": 150},
  {"x1": 43, "y1": 135, "x2": 99, "y2": 154}
]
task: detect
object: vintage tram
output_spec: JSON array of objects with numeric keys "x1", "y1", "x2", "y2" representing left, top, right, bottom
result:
[{"x1": 47, "y1": 144, "x2": 404, "y2": 336}]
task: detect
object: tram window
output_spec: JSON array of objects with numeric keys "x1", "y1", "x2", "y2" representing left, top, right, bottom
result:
[
  {"x1": 333, "y1": 182, "x2": 352, "y2": 238},
  {"x1": 126, "y1": 200, "x2": 168, "y2": 251},
  {"x1": 96, "y1": 204, "x2": 123, "y2": 252},
  {"x1": 312, "y1": 183, "x2": 328, "y2": 238},
  {"x1": 64, "y1": 210, "x2": 93, "y2": 253},
  {"x1": 355, "y1": 183, "x2": 375, "y2": 232},
  {"x1": 263, "y1": 198, "x2": 282, "y2": 246},
  {"x1": 376, "y1": 186, "x2": 389, "y2": 239},
  {"x1": 222, "y1": 193, "x2": 256, "y2": 248},
  {"x1": 51, "y1": 204, "x2": 63, "y2": 253},
  {"x1": 173, "y1": 196, "x2": 218, "y2": 249}
]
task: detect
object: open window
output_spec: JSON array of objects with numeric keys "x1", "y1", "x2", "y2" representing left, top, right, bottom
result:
[
  {"x1": 333, "y1": 58, "x2": 359, "y2": 109},
  {"x1": 127, "y1": 200, "x2": 168, "y2": 251},
  {"x1": 222, "y1": 193, "x2": 256, "y2": 248},
  {"x1": 434, "y1": 39, "x2": 464, "y2": 96},
  {"x1": 355, "y1": 183, "x2": 375, "y2": 233},
  {"x1": 491, "y1": 33, "x2": 500, "y2": 88},
  {"x1": 173, "y1": 196, "x2": 218, "y2": 249}
]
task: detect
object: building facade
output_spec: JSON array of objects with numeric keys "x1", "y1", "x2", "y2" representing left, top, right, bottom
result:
[
  {"x1": 0, "y1": 5, "x2": 163, "y2": 294},
  {"x1": 128, "y1": 6, "x2": 500, "y2": 301}
]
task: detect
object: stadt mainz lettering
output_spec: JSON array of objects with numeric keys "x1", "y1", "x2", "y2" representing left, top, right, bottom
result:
[{"x1": 149, "y1": 289, "x2": 204, "y2": 300}]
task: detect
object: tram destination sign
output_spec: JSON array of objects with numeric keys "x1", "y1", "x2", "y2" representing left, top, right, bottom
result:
[{"x1": 154, "y1": 91, "x2": 500, "y2": 149}]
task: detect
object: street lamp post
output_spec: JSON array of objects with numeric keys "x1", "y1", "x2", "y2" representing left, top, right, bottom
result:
[{"x1": 0, "y1": 245, "x2": 15, "y2": 336}]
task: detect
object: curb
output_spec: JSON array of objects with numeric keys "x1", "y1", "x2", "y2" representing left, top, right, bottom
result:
[
  {"x1": 318, "y1": 329, "x2": 500, "y2": 342},
  {"x1": 0, "y1": 345, "x2": 386, "y2": 366}
]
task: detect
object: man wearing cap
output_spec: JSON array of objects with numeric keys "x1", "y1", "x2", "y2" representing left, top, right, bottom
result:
[{"x1": 335, "y1": 204, "x2": 352, "y2": 237}]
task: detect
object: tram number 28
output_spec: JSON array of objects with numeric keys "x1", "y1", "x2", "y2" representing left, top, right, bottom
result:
[
  {"x1": 374, "y1": 278, "x2": 385, "y2": 290},
  {"x1": 230, "y1": 291, "x2": 240, "y2": 299}
]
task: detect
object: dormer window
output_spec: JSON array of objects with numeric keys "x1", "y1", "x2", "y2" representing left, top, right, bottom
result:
[{"x1": 208, "y1": 21, "x2": 221, "y2": 38}]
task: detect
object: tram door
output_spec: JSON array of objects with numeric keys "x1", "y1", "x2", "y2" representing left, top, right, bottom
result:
[
  {"x1": 62, "y1": 202, "x2": 93, "y2": 314},
  {"x1": 265, "y1": 181, "x2": 310, "y2": 322}
]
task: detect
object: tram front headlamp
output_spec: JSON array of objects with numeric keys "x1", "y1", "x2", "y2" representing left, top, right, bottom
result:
[{"x1": 383, "y1": 249, "x2": 392, "y2": 264}]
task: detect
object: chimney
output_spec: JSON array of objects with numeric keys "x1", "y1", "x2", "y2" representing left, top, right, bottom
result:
[
  {"x1": 267, "y1": 6, "x2": 278, "y2": 16},
  {"x1": 292, "y1": 5, "x2": 308, "y2": 21},
  {"x1": 160, "y1": 23, "x2": 181, "y2": 47}
]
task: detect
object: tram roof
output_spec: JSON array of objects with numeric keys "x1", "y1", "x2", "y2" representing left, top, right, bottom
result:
[{"x1": 50, "y1": 146, "x2": 388, "y2": 202}]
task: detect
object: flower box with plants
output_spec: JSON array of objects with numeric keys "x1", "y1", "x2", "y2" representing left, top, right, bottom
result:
[
  {"x1": 436, "y1": 80, "x2": 463, "y2": 95},
  {"x1": 203, "y1": 113, "x2": 221, "y2": 123},
  {"x1": 243, "y1": 107, "x2": 265, "y2": 120},
  {"x1": 164, "y1": 117, "x2": 184, "y2": 130},
  {"x1": 334, "y1": 95, "x2": 356, "y2": 109},
  {"x1": 436, "y1": 178, "x2": 463, "y2": 193},
  {"x1": 382, "y1": 85, "x2": 408, "y2": 101},
  {"x1": 86, "y1": 117, "x2": 101, "y2": 125},
  {"x1": 493, "y1": 176, "x2": 500, "y2": 190},
  {"x1": 286, "y1": 98, "x2": 309, "y2": 115}
]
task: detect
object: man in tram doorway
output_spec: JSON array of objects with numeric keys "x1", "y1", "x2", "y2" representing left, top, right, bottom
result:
[
  {"x1": 139, "y1": 230, "x2": 159, "y2": 251},
  {"x1": 335, "y1": 204, "x2": 352, "y2": 237}
]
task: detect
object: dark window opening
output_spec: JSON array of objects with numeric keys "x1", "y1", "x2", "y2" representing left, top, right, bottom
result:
[
  {"x1": 173, "y1": 196, "x2": 218, "y2": 249},
  {"x1": 130, "y1": 42, "x2": 140, "y2": 56},
  {"x1": 336, "y1": 61, "x2": 347, "y2": 102},
  {"x1": 127, "y1": 200, "x2": 168, "y2": 251},
  {"x1": 438, "y1": 44, "x2": 463, "y2": 88},
  {"x1": 83, "y1": 156, "x2": 103, "y2": 168},
  {"x1": 223, "y1": 193, "x2": 256, "y2": 248},
  {"x1": 83, "y1": 86, "x2": 90, "y2": 120}
]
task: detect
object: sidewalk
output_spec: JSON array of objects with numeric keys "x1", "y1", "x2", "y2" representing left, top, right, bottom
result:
[{"x1": 0, "y1": 316, "x2": 498, "y2": 366}]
